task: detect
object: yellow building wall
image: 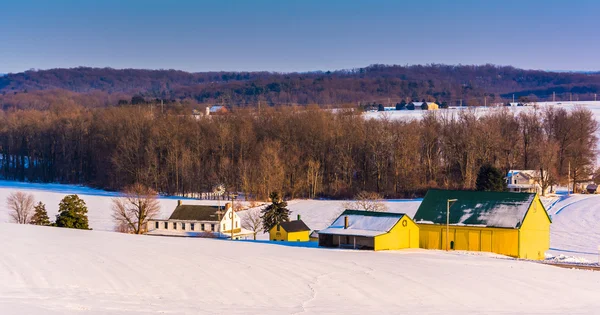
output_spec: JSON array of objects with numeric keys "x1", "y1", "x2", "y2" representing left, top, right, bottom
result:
[
  {"x1": 518, "y1": 196, "x2": 551, "y2": 260},
  {"x1": 269, "y1": 225, "x2": 287, "y2": 241},
  {"x1": 418, "y1": 224, "x2": 519, "y2": 258},
  {"x1": 374, "y1": 216, "x2": 419, "y2": 251},
  {"x1": 269, "y1": 226, "x2": 309, "y2": 242},
  {"x1": 286, "y1": 231, "x2": 310, "y2": 242}
]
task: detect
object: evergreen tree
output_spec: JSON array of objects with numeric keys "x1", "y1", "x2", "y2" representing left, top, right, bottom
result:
[
  {"x1": 260, "y1": 192, "x2": 290, "y2": 233},
  {"x1": 377, "y1": 104, "x2": 384, "y2": 111},
  {"x1": 55, "y1": 195, "x2": 90, "y2": 229},
  {"x1": 476, "y1": 164, "x2": 507, "y2": 192},
  {"x1": 30, "y1": 202, "x2": 51, "y2": 226}
]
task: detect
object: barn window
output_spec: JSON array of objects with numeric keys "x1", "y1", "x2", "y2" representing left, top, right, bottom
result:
[
  {"x1": 190, "y1": 223, "x2": 195, "y2": 231},
  {"x1": 211, "y1": 224, "x2": 215, "y2": 231},
  {"x1": 155, "y1": 222, "x2": 159, "y2": 229},
  {"x1": 164, "y1": 222, "x2": 168, "y2": 229}
]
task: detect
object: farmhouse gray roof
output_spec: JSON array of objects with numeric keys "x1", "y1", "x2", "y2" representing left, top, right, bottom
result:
[
  {"x1": 169, "y1": 205, "x2": 223, "y2": 221},
  {"x1": 279, "y1": 220, "x2": 311, "y2": 232}
]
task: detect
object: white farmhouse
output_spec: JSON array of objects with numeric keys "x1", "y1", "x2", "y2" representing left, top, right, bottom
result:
[
  {"x1": 505, "y1": 170, "x2": 549, "y2": 195},
  {"x1": 146, "y1": 201, "x2": 253, "y2": 239}
]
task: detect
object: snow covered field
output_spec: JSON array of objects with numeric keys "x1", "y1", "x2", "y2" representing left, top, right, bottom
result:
[
  {"x1": 362, "y1": 101, "x2": 600, "y2": 121},
  {"x1": 2, "y1": 180, "x2": 600, "y2": 313},
  {"x1": 3, "y1": 223, "x2": 600, "y2": 314}
]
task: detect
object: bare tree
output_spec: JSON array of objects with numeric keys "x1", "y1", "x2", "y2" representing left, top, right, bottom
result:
[
  {"x1": 112, "y1": 183, "x2": 161, "y2": 234},
  {"x1": 342, "y1": 191, "x2": 388, "y2": 212},
  {"x1": 7, "y1": 192, "x2": 35, "y2": 224},
  {"x1": 241, "y1": 207, "x2": 263, "y2": 240}
]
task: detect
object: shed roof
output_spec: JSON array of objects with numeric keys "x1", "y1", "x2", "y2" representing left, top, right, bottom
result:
[
  {"x1": 414, "y1": 189, "x2": 546, "y2": 229},
  {"x1": 318, "y1": 210, "x2": 406, "y2": 237},
  {"x1": 279, "y1": 220, "x2": 311, "y2": 232},
  {"x1": 169, "y1": 205, "x2": 223, "y2": 221}
]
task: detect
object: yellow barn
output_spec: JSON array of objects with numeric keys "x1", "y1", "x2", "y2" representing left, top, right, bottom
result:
[
  {"x1": 269, "y1": 216, "x2": 311, "y2": 242},
  {"x1": 414, "y1": 189, "x2": 551, "y2": 260},
  {"x1": 318, "y1": 210, "x2": 419, "y2": 251}
]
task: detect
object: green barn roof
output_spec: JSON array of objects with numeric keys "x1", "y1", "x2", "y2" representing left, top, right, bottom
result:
[{"x1": 414, "y1": 189, "x2": 545, "y2": 229}]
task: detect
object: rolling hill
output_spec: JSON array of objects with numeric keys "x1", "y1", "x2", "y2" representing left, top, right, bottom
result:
[{"x1": 2, "y1": 65, "x2": 600, "y2": 106}]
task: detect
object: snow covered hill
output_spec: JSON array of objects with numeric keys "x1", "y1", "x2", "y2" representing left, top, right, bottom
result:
[
  {"x1": 2, "y1": 223, "x2": 600, "y2": 314},
  {"x1": 546, "y1": 194, "x2": 600, "y2": 262}
]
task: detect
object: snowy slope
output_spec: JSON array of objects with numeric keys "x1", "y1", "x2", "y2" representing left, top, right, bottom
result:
[
  {"x1": 2, "y1": 223, "x2": 600, "y2": 314},
  {"x1": 546, "y1": 194, "x2": 600, "y2": 262}
]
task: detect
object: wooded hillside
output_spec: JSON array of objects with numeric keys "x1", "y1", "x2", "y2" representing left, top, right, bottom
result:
[{"x1": 2, "y1": 65, "x2": 600, "y2": 108}]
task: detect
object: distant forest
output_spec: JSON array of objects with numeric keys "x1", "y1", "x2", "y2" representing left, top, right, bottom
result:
[
  {"x1": 1, "y1": 64, "x2": 600, "y2": 110},
  {"x1": 0, "y1": 105, "x2": 596, "y2": 199}
]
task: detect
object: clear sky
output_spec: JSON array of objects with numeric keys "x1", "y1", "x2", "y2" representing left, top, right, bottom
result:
[{"x1": 1, "y1": 0, "x2": 599, "y2": 73}]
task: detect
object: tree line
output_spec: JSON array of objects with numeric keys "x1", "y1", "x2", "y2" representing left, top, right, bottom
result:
[{"x1": 0, "y1": 105, "x2": 596, "y2": 199}]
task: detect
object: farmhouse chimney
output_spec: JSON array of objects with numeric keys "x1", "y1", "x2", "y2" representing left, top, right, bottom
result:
[
  {"x1": 344, "y1": 216, "x2": 349, "y2": 229},
  {"x1": 177, "y1": 200, "x2": 182, "y2": 206},
  {"x1": 297, "y1": 214, "x2": 301, "y2": 221}
]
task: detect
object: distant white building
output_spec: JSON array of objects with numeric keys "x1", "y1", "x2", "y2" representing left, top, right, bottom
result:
[
  {"x1": 146, "y1": 201, "x2": 253, "y2": 239},
  {"x1": 505, "y1": 170, "x2": 548, "y2": 195}
]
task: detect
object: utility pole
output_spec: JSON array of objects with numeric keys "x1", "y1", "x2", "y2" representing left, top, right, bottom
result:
[
  {"x1": 568, "y1": 161, "x2": 571, "y2": 196},
  {"x1": 446, "y1": 199, "x2": 457, "y2": 251},
  {"x1": 513, "y1": 94, "x2": 515, "y2": 103},
  {"x1": 230, "y1": 193, "x2": 238, "y2": 240},
  {"x1": 161, "y1": 99, "x2": 164, "y2": 114},
  {"x1": 570, "y1": 93, "x2": 572, "y2": 102},
  {"x1": 484, "y1": 96, "x2": 487, "y2": 107},
  {"x1": 595, "y1": 94, "x2": 597, "y2": 102},
  {"x1": 460, "y1": 99, "x2": 463, "y2": 107},
  {"x1": 553, "y1": 91, "x2": 555, "y2": 102}
]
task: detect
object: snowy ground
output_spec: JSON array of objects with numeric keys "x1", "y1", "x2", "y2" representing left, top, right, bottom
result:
[
  {"x1": 545, "y1": 193, "x2": 600, "y2": 263},
  {"x1": 3, "y1": 223, "x2": 600, "y2": 314}
]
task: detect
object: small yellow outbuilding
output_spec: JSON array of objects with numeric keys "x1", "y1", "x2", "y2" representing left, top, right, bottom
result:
[
  {"x1": 318, "y1": 210, "x2": 419, "y2": 251},
  {"x1": 414, "y1": 189, "x2": 551, "y2": 260},
  {"x1": 269, "y1": 216, "x2": 311, "y2": 242}
]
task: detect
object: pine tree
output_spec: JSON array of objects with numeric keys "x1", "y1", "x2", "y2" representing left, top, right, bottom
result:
[
  {"x1": 30, "y1": 202, "x2": 51, "y2": 226},
  {"x1": 261, "y1": 192, "x2": 290, "y2": 233},
  {"x1": 476, "y1": 164, "x2": 507, "y2": 192},
  {"x1": 55, "y1": 195, "x2": 90, "y2": 229}
]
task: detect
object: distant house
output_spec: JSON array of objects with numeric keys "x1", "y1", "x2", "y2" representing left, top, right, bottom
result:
[
  {"x1": 586, "y1": 184, "x2": 599, "y2": 194},
  {"x1": 408, "y1": 102, "x2": 423, "y2": 110},
  {"x1": 423, "y1": 102, "x2": 439, "y2": 110},
  {"x1": 383, "y1": 106, "x2": 396, "y2": 111},
  {"x1": 269, "y1": 215, "x2": 311, "y2": 242},
  {"x1": 146, "y1": 201, "x2": 253, "y2": 239},
  {"x1": 506, "y1": 102, "x2": 522, "y2": 107},
  {"x1": 414, "y1": 189, "x2": 551, "y2": 260},
  {"x1": 318, "y1": 210, "x2": 419, "y2": 251},
  {"x1": 209, "y1": 105, "x2": 228, "y2": 115},
  {"x1": 506, "y1": 170, "x2": 548, "y2": 195}
]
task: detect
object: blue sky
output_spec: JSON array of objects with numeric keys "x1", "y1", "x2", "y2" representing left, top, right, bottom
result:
[{"x1": 1, "y1": 0, "x2": 598, "y2": 73}]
